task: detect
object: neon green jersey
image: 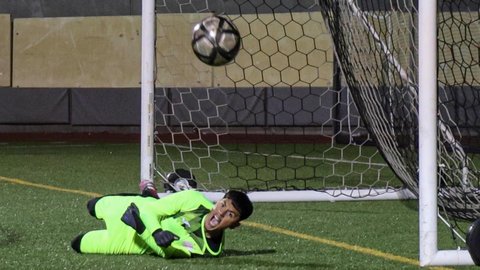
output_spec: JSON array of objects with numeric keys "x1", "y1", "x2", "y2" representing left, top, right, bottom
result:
[{"x1": 135, "y1": 190, "x2": 223, "y2": 258}]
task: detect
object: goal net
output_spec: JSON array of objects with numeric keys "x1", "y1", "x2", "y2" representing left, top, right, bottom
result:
[
  {"x1": 142, "y1": 0, "x2": 479, "y2": 265},
  {"x1": 147, "y1": 0, "x2": 412, "y2": 201},
  {"x1": 318, "y1": 0, "x2": 480, "y2": 265},
  {"x1": 321, "y1": 0, "x2": 480, "y2": 217}
]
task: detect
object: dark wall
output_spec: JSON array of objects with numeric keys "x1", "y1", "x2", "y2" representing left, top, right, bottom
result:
[
  {"x1": 0, "y1": 0, "x2": 350, "y2": 141},
  {"x1": 0, "y1": 0, "x2": 323, "y2": 18},
  {"x1": 0, "y1": 1, "x2": 144, "y2": 139},
  {"x1": 0, "y1": 88, "x2": 140, "y2": 125},
  {"x1": 0, "y1": 0, "x2": 141, "y2": 18}
]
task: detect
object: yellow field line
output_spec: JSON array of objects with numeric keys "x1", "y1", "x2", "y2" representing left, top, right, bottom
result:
[
  {"x1": 243, "y1": 221, "x2": 450, "y2": 269},
  {"x1": 0, "y1": 175, "x2": 451, "y2": 270},
  {"x1": 0, "y1": 175, "x2": 102, "y2": 198}
]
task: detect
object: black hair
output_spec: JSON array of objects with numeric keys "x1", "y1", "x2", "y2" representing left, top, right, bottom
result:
[{"x1": 223, "y1": 190, "x2": 253, "y2": 221}]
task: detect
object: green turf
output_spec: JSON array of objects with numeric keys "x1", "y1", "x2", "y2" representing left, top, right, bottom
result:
[
  {"x1": 155, "y1": 143, "x2": 401, "y2": 191},
  {"x1": 0, "y1": 143, "x2": 476, "y2": 269}
]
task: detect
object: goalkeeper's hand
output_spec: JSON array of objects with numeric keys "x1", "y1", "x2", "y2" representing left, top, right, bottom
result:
[
  {"x1": 121, "y1": 203, "x2": 146, "y2": 234},
  {"x1": 152, "y1": 229, "x2": 179, "y2": 247}
]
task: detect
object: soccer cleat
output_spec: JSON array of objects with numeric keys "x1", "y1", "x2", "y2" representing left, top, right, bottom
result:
[{"x1": 139, "y1": 179, "x2": 159, "y2": 199}]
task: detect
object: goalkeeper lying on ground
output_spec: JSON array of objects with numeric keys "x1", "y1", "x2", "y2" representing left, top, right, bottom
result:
[{"x1": 71, "y1": 173, "x2": 253, "y2": 258}]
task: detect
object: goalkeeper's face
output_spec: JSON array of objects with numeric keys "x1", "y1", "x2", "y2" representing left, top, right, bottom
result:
[{"x1": 204, "y1": 198, "x2": 241, "y2": 233}]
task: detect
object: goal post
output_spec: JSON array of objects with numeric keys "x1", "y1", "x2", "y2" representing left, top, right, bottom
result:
[
  {"x1": 319, "y1": 0, "x2": 479, "y2": 266},
  {"x1": 418, "y1": 0, "x2": 473, "y2": 266},
  {"x1": 140, "y1": 0, "x2": 155, "y2": 183},
  {"x1": 141, "y1": 0, "x2": 480, "y2": 266},
  {"x1": 143, "y1": 1, "x2": 411, "y2": 202}
]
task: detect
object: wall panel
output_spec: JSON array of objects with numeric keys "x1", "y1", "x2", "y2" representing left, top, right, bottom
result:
[
  {"x1": 0, "y1": 88, "x2": 69, "y2": 123},
  {"x1": 71, "y1": 88, "x2": 140, "y2": 125},
  {"x1": 0, "y1": 14, "x2": 11, "y2": 87},
  {"x1": 13, "y1": 16, "x2": 141, "y2": 88}
]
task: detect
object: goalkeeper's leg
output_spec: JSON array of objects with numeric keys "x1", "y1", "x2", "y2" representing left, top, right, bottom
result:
[
  {"x1": 71, "y1": 229, "x2": 148, "y2": 254},
  {"x1": 72, "y1": 194, "x2": 152, "y2": 254},
  {"x1": 87, "y1": 194, "x2": 150, "y2": 219}
]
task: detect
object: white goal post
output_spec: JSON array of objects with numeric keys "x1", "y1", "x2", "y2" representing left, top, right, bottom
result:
[
  {"x1": 140, "y1": 0, "x2": 478, "y2": 266},
  {"x1": 418, "y1": 0, "x2": 473, "y2": 266},
  {"x1": 140, "y1": 0, "x2": 156, "y2": 185},
  {"x1": 140, "y1": 0, "x2": 413, "y2": 202}
]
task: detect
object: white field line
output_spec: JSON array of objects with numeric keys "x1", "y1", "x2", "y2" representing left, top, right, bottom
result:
[{"x1": 160, "y1": 143, "x2": 389, "y2": 167}]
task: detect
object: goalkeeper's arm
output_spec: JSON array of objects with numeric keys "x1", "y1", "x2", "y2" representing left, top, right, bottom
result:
[
  {"x1": 121, "y1": 191, "x2": 209, "y2": 257},
  {"x1": 121, "y1": 203, "x2": 180, "y2": 257}
]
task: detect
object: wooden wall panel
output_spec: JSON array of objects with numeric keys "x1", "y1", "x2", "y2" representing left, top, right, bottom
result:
[
  {"x1": 156, "y1": 12, "x2": 333, "y2": 88},
  {"x1": 11, "y1": 13, "x2": 333, "y2": 88},
  {"x1": 155, "y1": 13, "x2": 212, "y2": 87},
  {"x1": 0, "y1": 14, "x2": 11, "y2": 87},
  {"x1": 13, "y1": 16, "x2": 141, "y2": 88},
  {"x1": 214, "y1": 12, "x2": 333, "y2": 88}
]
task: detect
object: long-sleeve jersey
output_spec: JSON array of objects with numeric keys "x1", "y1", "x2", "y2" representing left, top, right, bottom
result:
[
  {"x1": 78, "y1": 190, "x2": 223, "y2": 258},
  {"x1": 135, "y1": 189, "x2": 223, "y2": 258}
]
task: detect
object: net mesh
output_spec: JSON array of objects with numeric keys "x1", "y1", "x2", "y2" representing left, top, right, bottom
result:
[
  {"x1": 152, "y1": 0, "x2": 403, "y2": 197},
  {"x1": 319, "y1": 0, "x2": 480, "y2": 223}
]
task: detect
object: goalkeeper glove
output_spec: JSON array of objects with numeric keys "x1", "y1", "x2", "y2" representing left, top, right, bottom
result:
[
  {"x1": 152, "y1": 229, "x2": 179, "y2": 247},
  {"x1": 121, "y1": 203, "x2": 146, "y2": 234}
]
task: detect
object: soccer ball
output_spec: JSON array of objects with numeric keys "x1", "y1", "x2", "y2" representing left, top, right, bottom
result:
[{"x1": 191, "y1": 15, "x2": 241, "y2": 66}]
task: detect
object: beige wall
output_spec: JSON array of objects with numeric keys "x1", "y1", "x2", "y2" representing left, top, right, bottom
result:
[
  {"x1": 8, "y1": 12, "x2": 480, "y2": 88},
  {"x1": 156, "y1": 12, "x2": 333, "y2": 88},
  {"x1": 13, "y1": 16, "x2": 141, "y2": 88},
  {"x1": 0, "y1": 14, "x2": 11, "y2": 87},
  {"x1": 155, "y1": 14, "x2": 213, "y2": 87},
  {"x1": 437, "y1": 12, "x2": 480, "y2": 86},
  {"x1": 12, "y1": 13, "x2": 334, "y2": 88}
]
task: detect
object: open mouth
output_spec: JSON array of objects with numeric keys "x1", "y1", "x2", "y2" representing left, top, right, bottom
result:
[{"x1": 209, "y1": 214, "x2": 220, "y2": 227}]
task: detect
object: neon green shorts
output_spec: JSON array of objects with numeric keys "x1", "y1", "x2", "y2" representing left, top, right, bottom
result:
[{"x1": 79, "y1": 195, "x2": 154, "y2": 255}]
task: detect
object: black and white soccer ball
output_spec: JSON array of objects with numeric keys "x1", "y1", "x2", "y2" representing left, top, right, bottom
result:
[{"x1": 191, "y1": 15, "x2": 241, "y2": 66}]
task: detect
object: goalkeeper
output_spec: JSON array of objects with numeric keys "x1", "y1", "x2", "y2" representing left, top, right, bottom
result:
[{"x1": 71, "y1": 181, "x2": 253, "y2": 258}]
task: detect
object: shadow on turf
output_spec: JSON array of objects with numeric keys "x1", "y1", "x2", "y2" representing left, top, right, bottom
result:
[
  {"x1": 400, "y1": 199, "x2": 418, "y2": 212},
  {"x1": 181, "y1": 249, "x2": 330, "y2": 268},
  {"x1": 224, "y1": 249, "x2": 329, "y2": 268},
  {"x1": 257, "y1": 204, "x2": 380, "y2": 215}
]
